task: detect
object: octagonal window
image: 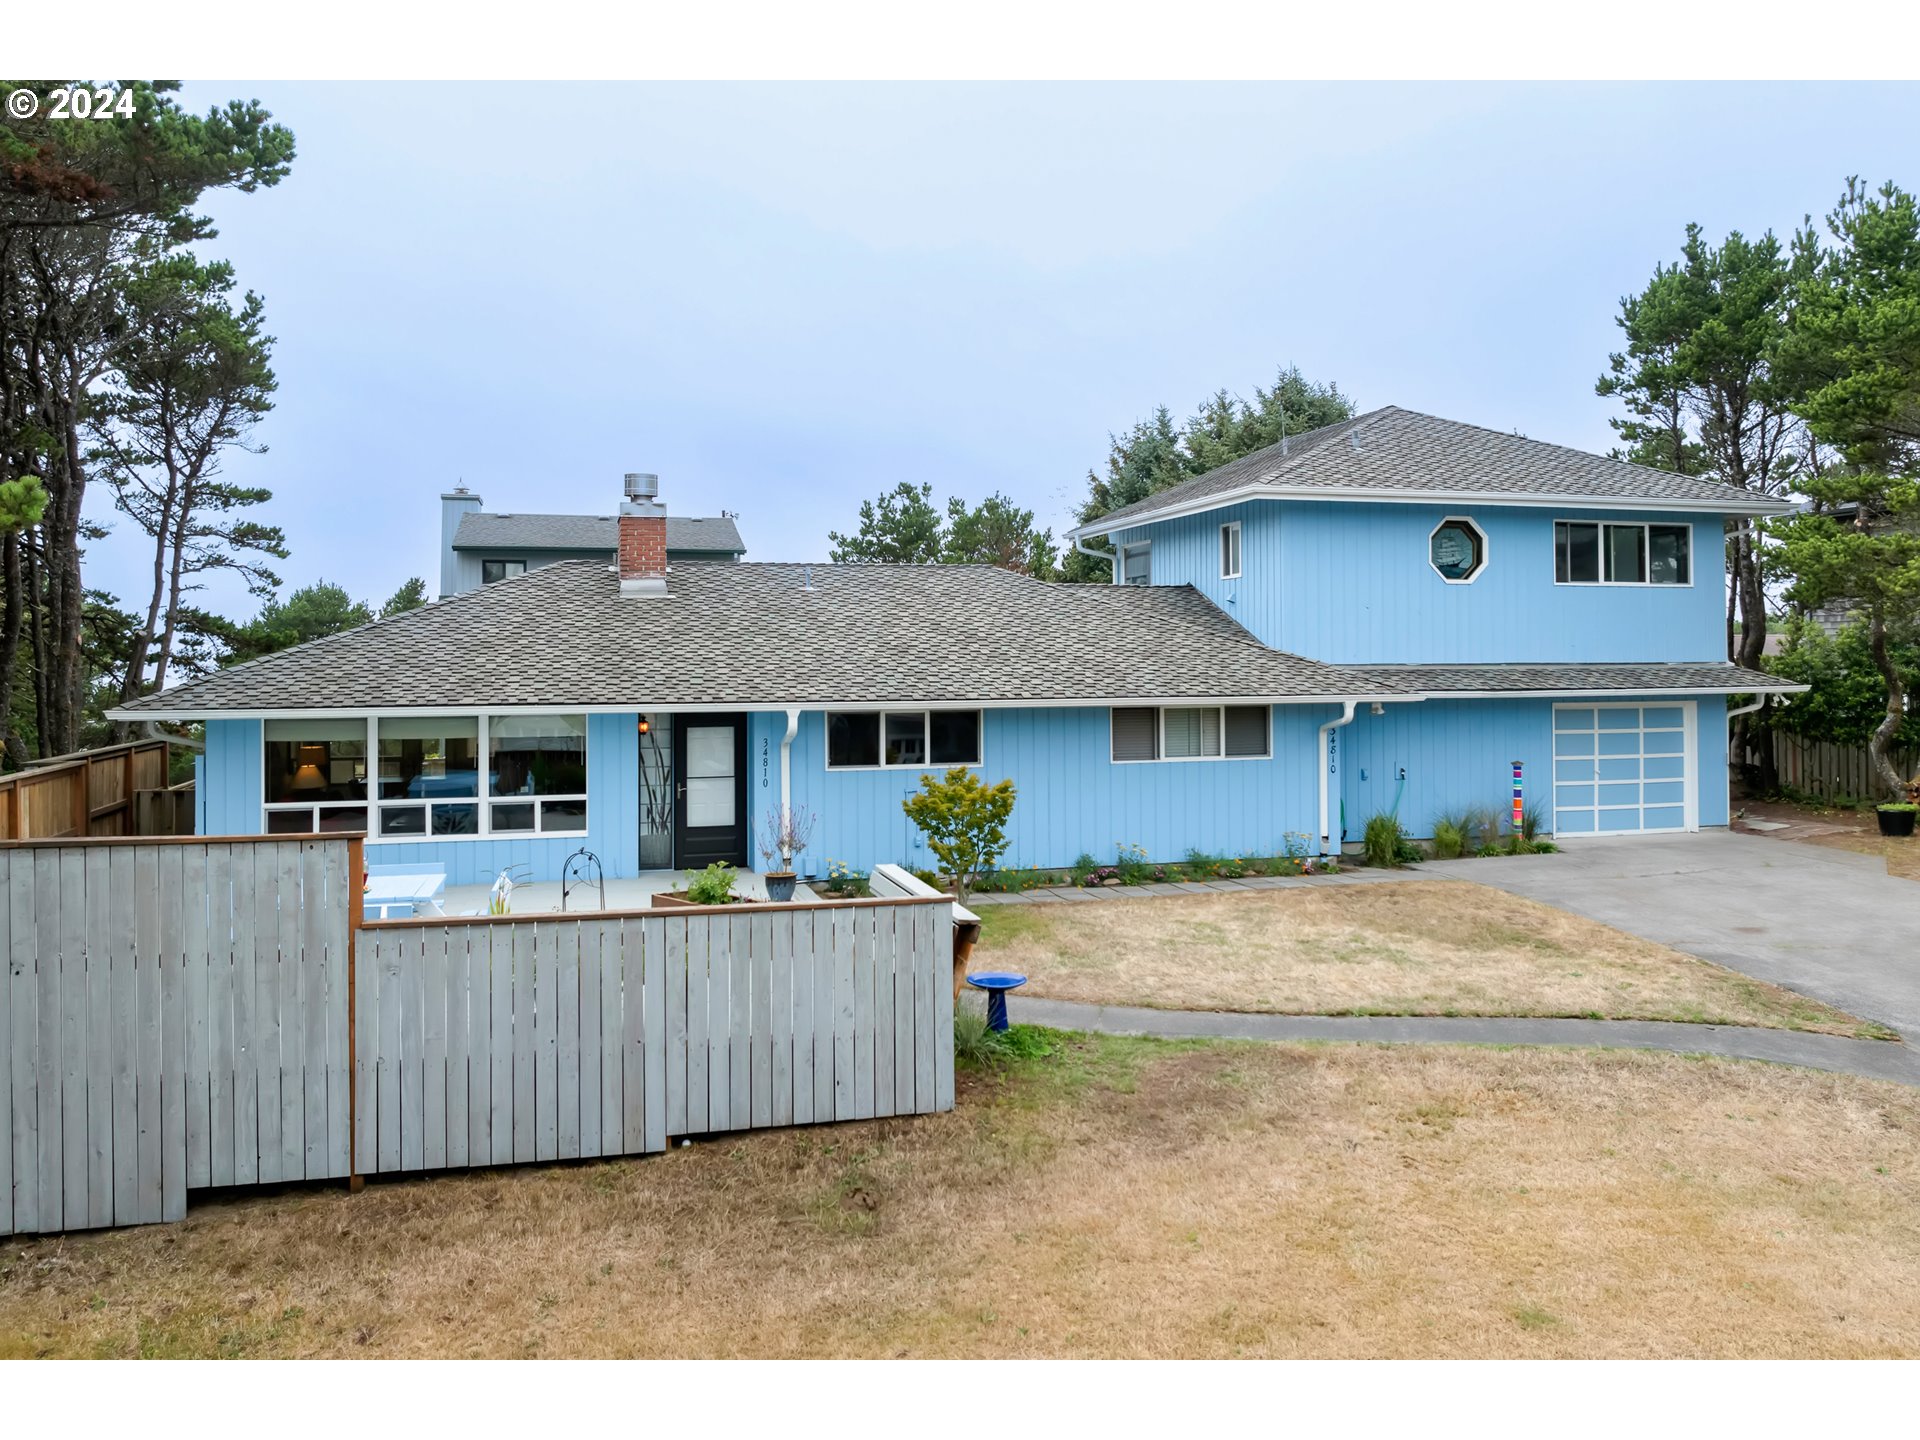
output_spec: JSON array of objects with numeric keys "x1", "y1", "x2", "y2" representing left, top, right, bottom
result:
[{"x1": 1428, "y1": 517, "x2": 1487, "y2": 583}]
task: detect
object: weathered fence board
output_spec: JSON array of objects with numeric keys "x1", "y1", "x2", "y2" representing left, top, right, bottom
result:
[
  {"x1": 4, "y1": 839, "x2": 956, "y2": 1238},
  {"x1": 0, "y1": 739, "x2": 177, "y2": 843},
  {"x1": 350, "y1": 895, "x2": 954, "y2": 1176},
  {"x1": 1769, "y1": 732, "x2": 1920, "y2": 804},
  {"x1": 0, "y1": 836, "x2": 354, "y2": 1237}
]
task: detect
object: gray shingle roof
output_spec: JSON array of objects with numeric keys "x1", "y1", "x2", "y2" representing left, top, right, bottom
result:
[
  {"x1": 113, "y1": 561, "x2": 1801, "y2": 717},
  {"x1": 1345, "y1": 661, "x2": 1799, "y2": 695},
  {"x1": 115, "y1": 561, "x2": 1348, "y2": 712},
  {"x1": 1077, "y1": 405, "x2": 1794, "y2": 534},
  {"x1": 452, "y1": 512, "x2": 745, "y2": 555}
]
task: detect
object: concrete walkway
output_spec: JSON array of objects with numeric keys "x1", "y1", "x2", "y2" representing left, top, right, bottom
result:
[{"x1": 1018, "y1": 997, "x2": 1920, "y2": 1087}]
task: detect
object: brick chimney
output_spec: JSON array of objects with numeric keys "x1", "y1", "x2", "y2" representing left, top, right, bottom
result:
[{"x1": 618, "y1": 472, "x2": 668, "y2": 597}]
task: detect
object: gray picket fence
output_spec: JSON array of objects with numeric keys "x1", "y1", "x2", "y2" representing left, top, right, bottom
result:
[
  {"x1": 2, "y1": 835, "x2": 957, "y2": 1238},
  {"x1": 354, "y1": 900, "x2": 955, "y2": 1175},
  {"x1": 1, "y1": 838, "x2": 353, "y2": 1237}
]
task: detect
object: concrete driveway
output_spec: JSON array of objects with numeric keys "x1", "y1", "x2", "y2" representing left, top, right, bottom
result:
[{"x1": 1420, "y1": 830, "x2": 1920, "y2": 1038}]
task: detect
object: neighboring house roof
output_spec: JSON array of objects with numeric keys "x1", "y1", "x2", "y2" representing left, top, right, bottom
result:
[
  {"x1": 1072, "y1": 405, "x2": 1794, "y2": 537},
  {"x1": 451, "y1": 512, "x2": 746, "y2": 555},
  {"x1": 112, "y1": 561, "x2": 1800, "y2": 719}
]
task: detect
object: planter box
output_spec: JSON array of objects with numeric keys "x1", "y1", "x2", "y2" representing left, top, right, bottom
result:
[
  {"x1": 1877, "y1": 807, "x2": 1918, "y2": 838},
  {"x1": 650, "y1": 890, "x2": 751, "y2": 909}
]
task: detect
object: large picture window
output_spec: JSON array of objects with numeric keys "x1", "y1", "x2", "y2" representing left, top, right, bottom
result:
[
  {"x1": 263, "y1": 718, "x2": 369, "y2": 833},
  {"x1": 262, "y1": 713, "x2": 589, "y2": 838},
  {"x1": 1111, "y1": 705, "x2": 1270, "y2": 763},
  {"x1": 827, "y1": 710, "x2": 981, "y2": 769},
  {"x1": 1555, "y1": 521, "x2": 1690, "y2": 586},
  {"x1": 488, "y1": 714, "x2": 589, "y2": 833},
  {"x1": 377, "y1": 716, "x2": 480, "y2": 837}
]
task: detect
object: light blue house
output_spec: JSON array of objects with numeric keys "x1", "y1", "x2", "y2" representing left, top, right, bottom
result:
[{"x1": 114, "y1": 408, "x2": 1800, "y2": 884}]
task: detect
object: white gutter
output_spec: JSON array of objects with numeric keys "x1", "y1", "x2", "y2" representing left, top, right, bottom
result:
[
  {"x1": 779, "y1": 706, "x2": 801, "y2": 861},
  {"x1": 104, "y1": 681, "x2": 1808, "y2": 725},
  {"x1": 1317, "y1": 701, "x2": 1359, "y2": 857},
  {"x1": 1068, "y1": 485, "x2": 1793, "y2": 541},
  {"x1": 1725, "y1": 695, "x2": 1768, "y2": 723}
]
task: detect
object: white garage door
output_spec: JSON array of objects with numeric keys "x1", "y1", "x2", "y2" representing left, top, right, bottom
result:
[{"x1": 1552, "y1": 703, "x2": 1695, "y2": 835}]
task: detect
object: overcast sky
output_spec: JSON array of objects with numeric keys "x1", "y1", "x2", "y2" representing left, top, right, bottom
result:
[{"x1": 81, "y1": 81, "x2": 1920, "y2": 619}]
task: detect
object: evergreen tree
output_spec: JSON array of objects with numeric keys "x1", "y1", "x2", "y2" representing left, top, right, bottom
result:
[
  {"x1": 1770, "y1": 179, "x2": 1920, "y2": 798},
  {"x1": 826, "y1": 480, "x2": 944, "y2": 564},
  {"x1": 1062, "y1": 368, "x2": 1354, "y2": 582}
]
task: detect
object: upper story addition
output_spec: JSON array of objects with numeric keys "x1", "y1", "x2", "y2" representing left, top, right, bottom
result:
[
  {"x1": 1069, "y1": 406, "x2": 1792, "y2": 667},
  {"x1": 438, "y1": 477, "x2": 746, "y2": 599}
]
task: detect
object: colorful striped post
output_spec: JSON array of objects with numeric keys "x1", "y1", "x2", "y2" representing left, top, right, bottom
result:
[{"x1": 1511, "y1": 761, "x2": 1524, "y2": 832}]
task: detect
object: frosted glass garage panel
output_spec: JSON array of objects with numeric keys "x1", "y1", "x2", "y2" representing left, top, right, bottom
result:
[{"x1": 1552, "y1": 703, "x2": 1692, "y2": 835}]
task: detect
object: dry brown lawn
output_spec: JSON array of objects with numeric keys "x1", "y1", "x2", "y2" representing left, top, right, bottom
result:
[
  {"x1": 979, "y1": 879, "x2": 1885, "y2": 1037},
  {"x1": 3, "y1": 1036, "x2": 1918, "y2": 1358}
]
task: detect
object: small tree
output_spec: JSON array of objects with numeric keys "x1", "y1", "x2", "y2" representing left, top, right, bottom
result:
[
  {"x1": 901, "y1": 768, "x2": 1016, "y2": 905},
  {"x1": 756, "y1": 805, "x2": 817, "y2": 874},
  {"x1": 827, "y1": 480, "x2": 945, "y2": 564}
]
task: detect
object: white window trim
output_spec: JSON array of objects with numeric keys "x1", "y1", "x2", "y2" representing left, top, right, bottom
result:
[
  {"x1": 1552, "y1": 519, "x2": 1695, "y2": 588},
  {"x1": 823, "y1": 708, "x2": 984, "y2": 771},
  {"x1": 1117, "y1": 540, "x2": 1152, "y2": 587},
  {"x1": 1109, "y1": 705, "x2": 1272, "y2": 764},
  {"x1": 262, "y1": 712, "x2": 591, "y2": 843},
  {"x1": 1220, "y1": 521, "x2": 1242, "y2": 580},
  {"x1": 1427, "y1": 515, "x2": 1490, "y2": 585}
]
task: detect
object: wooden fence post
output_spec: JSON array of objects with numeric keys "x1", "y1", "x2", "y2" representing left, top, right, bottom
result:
[
  {"x1": 71, "y1": 758, "x2": 89, "y2": 838},
  {"x1": 346, "y1": 834, "x2": 364, "y2": 1194}
]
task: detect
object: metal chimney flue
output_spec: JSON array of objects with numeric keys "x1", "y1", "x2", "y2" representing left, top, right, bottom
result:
[{"x1": 618, "y1": 472, "x2": 667, "y2": 598}]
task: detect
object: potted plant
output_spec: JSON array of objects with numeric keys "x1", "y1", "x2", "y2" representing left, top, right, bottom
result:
[
  {"x1": 653, "y1": 862, "x2": 741, "y2": 908},
  {"x1": 757, "y1": 806, "x2": 817, "y2": 903},
  {"x1": 1879, "y1": 777, "x2": 1919, "y2": 837}
]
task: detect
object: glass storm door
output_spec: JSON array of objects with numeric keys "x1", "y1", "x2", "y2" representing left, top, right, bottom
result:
[{"x1": 673, "y1": 714, "x2": 748, "y2": 869}]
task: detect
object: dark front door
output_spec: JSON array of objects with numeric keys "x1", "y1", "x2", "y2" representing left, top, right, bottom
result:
[{"x1": 673, "y1": 714, "x2": 748, "y2": 870}]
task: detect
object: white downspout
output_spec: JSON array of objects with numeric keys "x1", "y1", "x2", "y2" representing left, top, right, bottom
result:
[
  {"x1": 779, "y1": 706, "x2": 801, "y2": 865},
  {"x1": 1074, "y1": 533, "x2": 1117, "y2": 581},
  {"x1": 1318, "y1": 700, "x2": 1358, "y2": 857}
]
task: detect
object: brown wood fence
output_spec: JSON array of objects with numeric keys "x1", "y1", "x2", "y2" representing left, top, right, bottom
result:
[
  {"x1": 0, "y1": 740, "x2": 187, "y2": 842},
  {"x1": 2, "y1": 834, "x2": 957, "y2": 1238},
  {"x1": 1770, "y1": 732, "x2": 1920, "y2": 803}
]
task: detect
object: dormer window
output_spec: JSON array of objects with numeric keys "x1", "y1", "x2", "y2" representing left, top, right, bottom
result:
[{"x1": 1428, "y1": 517, "x2": 1488, "y2": 584}]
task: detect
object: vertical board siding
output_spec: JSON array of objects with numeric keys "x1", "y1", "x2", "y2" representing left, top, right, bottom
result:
[
  {"x1": 0, "y1": 837, "x2": 352, "y2": 1237},
  {"x1": 1119, "y1": 501, "x2": 1729, "y2": 665},
  {"x1": 758, "y1": 704, "x2": 1332, "y2": 876},
  {"x1": 351, "y1": 897, "x2": 956, "y2": 1175}
]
